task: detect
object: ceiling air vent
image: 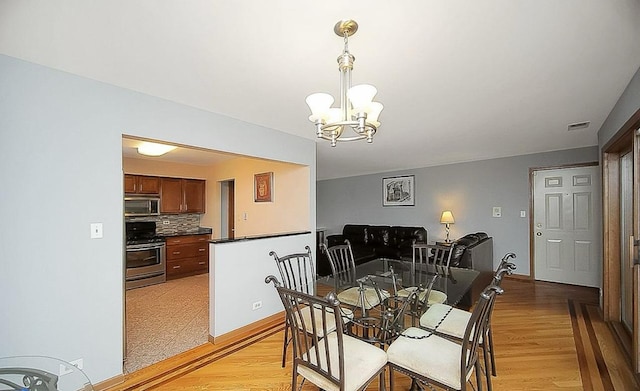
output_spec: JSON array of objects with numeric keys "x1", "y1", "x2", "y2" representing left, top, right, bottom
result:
[{"x1": 567, "y1": 121, "x2": 590, "y2": 131}]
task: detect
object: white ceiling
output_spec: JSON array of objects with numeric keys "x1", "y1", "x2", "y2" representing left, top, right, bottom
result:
[{"x1": 2, "y1": 1, "x2": 640, "y2": 180}]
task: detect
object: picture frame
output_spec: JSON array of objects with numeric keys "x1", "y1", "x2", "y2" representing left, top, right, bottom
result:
[
  {"x1": 254, "y1": 172, "x2": 273, "y2": 202},
  {"x1": 382, "y1": 175, "x2": 415, "y2": 206}
]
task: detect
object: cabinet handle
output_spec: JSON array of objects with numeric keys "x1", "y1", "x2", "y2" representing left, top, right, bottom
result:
[
  {"x1": 173, "y1": 251, "x2": 181, "y2": 255},
  {"x1": 173, "y1": 265, "x2": 181, "y2": 269},
  {"x1": 199, "y1": 248, "x2": 206, "y2": 252},
  {"x1": 173, "y1": 240, "x2": 181, "y2": 243},
  {"x1": 198, "y1": 261, "x2": 206, "y2": 265}
]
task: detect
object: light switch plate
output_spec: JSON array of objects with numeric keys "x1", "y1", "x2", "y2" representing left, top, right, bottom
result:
[
  {"x1": 90, "y1": 223, "x2": 103, "y2": 239},
  {"x1": 492, "y1": 207, "x2": 502, "y2": 218},
  {"x1": 520, "y1": 210, "x2": 526, "y2": 218}
]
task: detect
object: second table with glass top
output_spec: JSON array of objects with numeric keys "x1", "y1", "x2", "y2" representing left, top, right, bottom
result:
[{"x1": 317, "y1": 257, "x2": 480, "y2": 347}]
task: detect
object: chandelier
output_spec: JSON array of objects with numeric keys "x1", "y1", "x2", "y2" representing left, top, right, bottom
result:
[{"x1": 305, "y1": 20, "x2": 383, "y2": 147}]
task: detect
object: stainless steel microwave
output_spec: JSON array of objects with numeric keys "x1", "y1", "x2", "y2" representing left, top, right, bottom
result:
[{"x1": 124, "y1": 197, "x2": 160, "y2": 216}]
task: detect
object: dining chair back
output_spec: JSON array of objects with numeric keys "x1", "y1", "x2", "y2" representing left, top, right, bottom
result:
[
  {"x1": 269, "y1": 246, "x2": 315, "y2": 367},
  {"x1": 265, "y1": 275, "x2": 388, "y2": 391},
  {"x1": 322, "y1": 240, "x2": 389, "y2": 315},
  {"x1": 388, "y1": 285, "x2": 503, "y2": 391},
  {"x1": 322, "y1": 240, "x2": 357, "y2": 291},
  {"x1": 270, "y1": 246, "x2": 316, "y2": 295},
  {"x1": 396, "y1": 243, "x2": 450, "y2": 322},
  {"x1": 418, "y1": 252, "x2": 517, "y2": 391}
]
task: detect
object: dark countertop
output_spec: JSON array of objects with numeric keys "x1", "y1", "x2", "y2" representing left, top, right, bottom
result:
[
  {"x1": 210, "y1": 230, "x2": 311, "y2": 244},
  {"x1": 160, "y1": 227, "x2": 213, "y2": 238}
]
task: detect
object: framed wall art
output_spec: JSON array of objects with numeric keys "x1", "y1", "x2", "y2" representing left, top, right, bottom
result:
[
  {"x1": 254, "y1": 172, "x2": 273, "y2": 202},
  {"x1": 382, "y1": 175, "x2": 415, "y2": 206}
]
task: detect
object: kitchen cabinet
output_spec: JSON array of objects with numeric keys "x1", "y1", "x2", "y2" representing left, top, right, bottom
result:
[
  {"x1": 124, "y1": 174, "x2": 160, "y2": 195},
  {"x1": 160, "y1": 178, "x2": 206, "y2": 214},
  {"x1": 165, "y1": 234, "x2": 210, "y2": 279}
]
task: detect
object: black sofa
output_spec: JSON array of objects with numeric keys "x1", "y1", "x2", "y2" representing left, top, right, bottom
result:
[
  {"x1": 317, "y1": 224, "x2": 428, "y2": 276},
  {"x1": 317, "y1": 225, "x2": 493, "y2": 276}
]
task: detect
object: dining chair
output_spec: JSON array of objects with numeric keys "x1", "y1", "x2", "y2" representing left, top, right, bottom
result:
[
  {"x1": 395, "y1": 243, "x2": 452, "y2": 320},
  {"x1": 418, "y1": 253, "x2": 516, "y2": 391},
  {"x1": 265, "y1": 275, "x2": 388, "y2": 391},
  {"x1": 322, "y1": 240, "x2": 390, "y2": 316},
  {"x1": 387, "y1": 285, "x2": 504, "y2": 391},
  {"x1": 270, "y1": 246, "x2": 317, "y2": 367}
]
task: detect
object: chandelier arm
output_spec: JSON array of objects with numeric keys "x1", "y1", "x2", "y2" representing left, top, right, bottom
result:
[{"x1": 318, "y1": 134, "x2": 367, "y2": 143}]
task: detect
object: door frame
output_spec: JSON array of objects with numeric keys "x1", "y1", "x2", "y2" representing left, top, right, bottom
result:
[
  {"x1": 528, "y1": 162, "x2": 599, "y2": 280},
  {"x1": 602, "y1": 107, "x2": 640, "y2": 372}
]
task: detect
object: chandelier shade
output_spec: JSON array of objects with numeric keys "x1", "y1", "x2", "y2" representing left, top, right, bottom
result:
[{"x1": 306, "y1": 20, "x2": 383, "y2": 146}]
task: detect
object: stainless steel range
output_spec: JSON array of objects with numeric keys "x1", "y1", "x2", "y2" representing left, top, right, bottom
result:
[{"x1": 125, "y1": 221, "x2": 166, "y2": 290}]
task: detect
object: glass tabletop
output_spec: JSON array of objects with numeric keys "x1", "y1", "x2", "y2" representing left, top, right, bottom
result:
[
  {"x1": 316, "y1": 258, "x2": 480, "y2": 347},
  {"x1": 318, "y1": 257, "x2": 480, "y2": 307}
]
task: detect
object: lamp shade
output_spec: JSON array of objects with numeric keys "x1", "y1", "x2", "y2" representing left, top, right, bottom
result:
[
  {"x1": 347, "y1": 84, "x2": 377, "y2": 112},
  {"x1": 440, "y1": 210, "x2": 455, "y2": 224},
  {"x1": 306, "y1": 93, "x2": 334, "y2": 122}
]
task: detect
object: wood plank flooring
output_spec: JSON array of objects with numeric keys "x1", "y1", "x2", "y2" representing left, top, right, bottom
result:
[{"x1": 105, "y1": 278, "x2": 639, "y2": 391}]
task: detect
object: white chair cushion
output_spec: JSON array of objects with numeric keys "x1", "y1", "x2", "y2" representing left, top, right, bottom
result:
[
  {"x1": 419, "y1": 304, "x2": 482, "y2": 342},
  {"x1": 337, "y1": 286, "x2": 390, "y2": 310},
  {"x1": 397, "y1": 287, "x2": 448, "y2": 306},
  {"x1": 295, "y1": 305, "x2": 338, "y2": 338},
  {"x1": 387, "y1": 327, "x2": 473, "y2": 390},
  {"x1": 298, "y1": 332, "x2": 388, "y2": 391},
  {"x1": 295, "y1": 305, "x2": 354, "y2": 337}
]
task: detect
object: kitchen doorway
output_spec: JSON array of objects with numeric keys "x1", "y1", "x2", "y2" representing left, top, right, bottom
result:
[{"x1": 220, "y1": 180, "x2": 235, "y2": 239}]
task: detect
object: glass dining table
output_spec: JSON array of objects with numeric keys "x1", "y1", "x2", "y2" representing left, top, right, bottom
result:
[{"x1": 316, "y1": 257, "x2": 480, "y2": 347}]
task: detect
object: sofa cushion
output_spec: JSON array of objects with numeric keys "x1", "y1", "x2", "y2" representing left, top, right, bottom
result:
[
  {"x1": 367, "y1": 226, "x2": 391, "y2": 247},
  {"x1": 342, "y1": 224, "x2": 369, "y2": 246}
]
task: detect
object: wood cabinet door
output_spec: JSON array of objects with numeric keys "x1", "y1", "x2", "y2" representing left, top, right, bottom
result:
[
  {"x1": 183, "y1": 179, "x2": 206, "y2": 213},
  {"x1": 138, "y1": 176, "x2": 160, "y2": 194},
  {"x1": 124, "y1": 174, "x2": 137, "y2": 193},
  {"x1": 160, "y1": 177, "x2": 183, "y2": 213}
]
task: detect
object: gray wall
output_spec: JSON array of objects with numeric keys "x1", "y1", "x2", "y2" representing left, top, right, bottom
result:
[
  {"x1": 598, "y1": 65, "x2": 640, "y2": 147},
  {"x1": 0, "y1": 55, "x2": 316, "y2": 384},
  {"x1": 317, "y1": 146, "x2": 598, "y2": 275}
]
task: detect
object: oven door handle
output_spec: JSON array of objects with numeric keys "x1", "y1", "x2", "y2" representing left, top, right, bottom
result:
[{"x1": 126, "y1": 243, "x2": 166, "y2": 251}]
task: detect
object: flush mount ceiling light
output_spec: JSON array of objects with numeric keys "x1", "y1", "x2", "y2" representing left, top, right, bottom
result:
[
  {"x1": 137, "y1": 142, "x2": 177, "y2": 156},
  {"x1": 305, "y1": 19, "x2": 383, "y2": 147}
]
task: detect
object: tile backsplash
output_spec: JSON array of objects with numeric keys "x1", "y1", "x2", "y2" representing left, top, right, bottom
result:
[{"x1": 127, "y1": 214, "x2": 203, "y2": 235}]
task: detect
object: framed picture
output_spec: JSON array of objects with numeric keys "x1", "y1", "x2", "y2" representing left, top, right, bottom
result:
[
  {"x1": 254, "y1": 172, "x2": 273, "y2": 202},
  {"x1": 383, "y1": 175, "x2": 415, "y2": 206}
]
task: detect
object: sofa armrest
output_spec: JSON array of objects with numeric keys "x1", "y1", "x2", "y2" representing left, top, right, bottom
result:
[
  {"x1": 326, "y1": 234, "x2": 346, "y2": 247},
  {"x1": 460, "y1": 237, "x2": 494, "y2": 272}
]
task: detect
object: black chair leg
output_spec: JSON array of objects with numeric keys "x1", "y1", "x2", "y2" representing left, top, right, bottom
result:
[
  {"x1": 488, "y1": 328, "x2": 497, "y2": 376},
  {"x1": 482, "y1": 341, "x2": 492, "y2": 391},
  {"x1": 475, "y1": 361, "x2": 483, "y2": 391},
  {"x1": 281, "y1": 322, "x2": 290, "y2": 367}
]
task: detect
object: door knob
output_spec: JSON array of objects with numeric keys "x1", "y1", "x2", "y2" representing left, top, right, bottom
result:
[{"x1": 536, "y1": 232, "x2": 542, "y2": 236}]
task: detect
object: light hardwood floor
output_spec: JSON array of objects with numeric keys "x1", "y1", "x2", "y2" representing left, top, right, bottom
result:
[{"x1": 108, "y1": 278, "x2": 639, "y2": 391}]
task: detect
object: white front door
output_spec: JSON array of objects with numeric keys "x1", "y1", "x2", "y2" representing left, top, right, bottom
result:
[{"x1": 533, "y1": 165, "x2": 601, "y2": 287}]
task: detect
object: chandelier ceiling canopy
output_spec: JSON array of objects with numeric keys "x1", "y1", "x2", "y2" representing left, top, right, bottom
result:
[{"x1": 305, "y1": 20, "x2": 383, "y2": 147}]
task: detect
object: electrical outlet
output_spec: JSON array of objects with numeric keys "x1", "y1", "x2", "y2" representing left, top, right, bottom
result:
[
  {"x1": 162, "y1": 220, "x2": 170, "y2": 225},
  {"x1": 492, "y1": 207, "x2": 502, "y2": 218},
  {"x1": 252, "y1": 300, "x2": 262, "y2": 310}
]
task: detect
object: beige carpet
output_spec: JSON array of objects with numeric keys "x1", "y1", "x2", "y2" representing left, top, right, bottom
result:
[{"x1": 124, "y1": 273, "x2": 209, "y2": 374}]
